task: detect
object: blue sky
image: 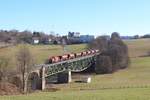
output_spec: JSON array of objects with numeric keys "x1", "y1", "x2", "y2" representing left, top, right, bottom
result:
[{"x1": 0, "y1": 0, "x2": 150, "y2": 36}]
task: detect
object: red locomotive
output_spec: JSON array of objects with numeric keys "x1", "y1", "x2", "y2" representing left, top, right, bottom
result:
[{"x1": 47, "y1": 49, "x2": 99, "y2": 64}]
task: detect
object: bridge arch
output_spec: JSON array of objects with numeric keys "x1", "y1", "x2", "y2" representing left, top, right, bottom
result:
[{"x1": 28, "y1": 72, "x2": 41, "y2": 90}]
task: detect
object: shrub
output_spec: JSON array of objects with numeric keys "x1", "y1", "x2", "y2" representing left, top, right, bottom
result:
[
  {"x1": 109, "y1": 32, "x2": 130, "y2": 69},
  {"x1": 88, "y1": 32, "x2": 130, "y2": 74},
  {"x1": 88, "y1": 36, "x2": 108, "y2": 52},
  {"x1": 95, "y1": 55, "x2": 113, "y2": 74}
]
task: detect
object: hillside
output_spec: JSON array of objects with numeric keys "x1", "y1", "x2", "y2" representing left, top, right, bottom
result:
[
  {"x1": 0, "y1": 44, "x2": 87, "y2": 67},
  {"x1": 0, "y1": 39, "x2": 150, "y2": 100}
]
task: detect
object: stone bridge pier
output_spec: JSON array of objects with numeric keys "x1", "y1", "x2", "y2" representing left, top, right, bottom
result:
[
  {"x1": 28, "y1": 67, "x2": 45, "y2": 90},
  {"x1": 41, "y1": 66, "x2": 46, "y2": 90},
  {"x1": 28, "y1": 67, "x2": 46, "y2": 91},
  {"x1": 28, "y1": 70, "x2": 41, "y2": 90}
]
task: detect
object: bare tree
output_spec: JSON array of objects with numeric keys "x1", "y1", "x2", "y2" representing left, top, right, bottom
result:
[
  {"x1": 0, "y1": 56, "x2": 10, "y2": 82},
  {"x1": 16, "y1": 44, "x2": 34, "y2": 93}
]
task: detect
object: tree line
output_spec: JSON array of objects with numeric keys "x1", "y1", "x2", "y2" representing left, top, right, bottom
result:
[
  {"x1": 0, "y1": 30, "x2": 55, "y2": 44},
  {"x1": 0, "y1": 29, "x2": 83, "y2": 45}
]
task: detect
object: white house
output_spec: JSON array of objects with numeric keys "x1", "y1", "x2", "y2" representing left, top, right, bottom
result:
[{"x1": 33, "y1": 37, "x2": 39, "y2": 44}]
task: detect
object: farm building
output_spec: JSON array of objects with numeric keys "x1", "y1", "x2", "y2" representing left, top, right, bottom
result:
[
  {"x1": 79, "y1": 35, "x2": 94, "y2": 43},
  {"x1": 33, "y1": 37, "x2": 39, "y2": 44}
]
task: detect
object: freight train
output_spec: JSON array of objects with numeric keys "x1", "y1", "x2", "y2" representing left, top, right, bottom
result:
[{"x1": 46, "y1": 49, "x2": 99, "y2": 64}]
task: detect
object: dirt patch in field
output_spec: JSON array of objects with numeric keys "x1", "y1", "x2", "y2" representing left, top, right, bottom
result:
[{"x1": 0, "y1": 82, "x2": 21, "y2": 95}]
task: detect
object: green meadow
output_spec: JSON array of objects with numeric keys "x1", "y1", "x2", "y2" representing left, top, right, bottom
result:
[{"x1": 1, "y1": 88, "x2": 150, "y2": 100}]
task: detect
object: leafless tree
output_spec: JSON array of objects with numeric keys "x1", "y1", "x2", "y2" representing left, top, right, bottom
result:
[
  {"x1": 0, "y1": 56, "x2": 10, "y2": 82},
  {"x1": 16, "y1": 44, "x2": 34, "y2": 93}
]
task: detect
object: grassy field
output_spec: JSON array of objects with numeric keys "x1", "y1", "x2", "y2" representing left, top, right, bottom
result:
[
  {"x1": 0, "y1": 39, "x2": 150, "y2": 100},
  {"x1": 55, "y1": 57, "x2": 150, "y2": 91},
  {"x1": 1, "y1": 88, "x2": 150, "y2": 100},
  {"x1": 125, "y1": 39, "x2": 150, "y2": 57},
  {"x1": 0, "y1": 44, "x2": 87, "y2": 67}
]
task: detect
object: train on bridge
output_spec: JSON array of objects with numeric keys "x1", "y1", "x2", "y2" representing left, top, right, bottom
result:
[{"x1": 46, "y1": 49, "x2": 99, "y2": 64}]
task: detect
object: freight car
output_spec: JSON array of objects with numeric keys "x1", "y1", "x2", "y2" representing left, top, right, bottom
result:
[{"x1": 47, "y1": 49, "x2": 99, "y2": 64}]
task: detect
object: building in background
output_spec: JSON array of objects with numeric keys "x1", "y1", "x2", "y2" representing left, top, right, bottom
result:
[
  {"x1": 67, "y1": 32, "x2": 81, "y2": 44},
  {"x1": 33, "y1": 37, "x2": 39, "y2": 44},
  {"x1": 79, "y1": 35, "x2": 94, "y2": 43},
  {"x1": 68, "y1": 32, "x2": 80, "y2": 38},
  {"x1": 67, "y1": 32, "x2": 94, "y2": 44}
]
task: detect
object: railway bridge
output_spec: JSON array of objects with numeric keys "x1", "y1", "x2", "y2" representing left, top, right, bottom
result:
[{"x1": 30, "y1": 52, "x2": 100, "y2": 90}]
